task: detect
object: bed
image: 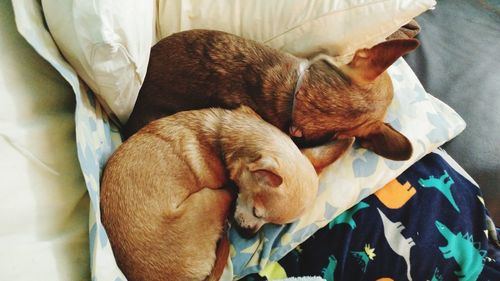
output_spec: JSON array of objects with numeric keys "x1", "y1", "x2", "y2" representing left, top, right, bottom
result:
[{"x1": 2, "y1": 0, "x2": 498, "y2": 280}]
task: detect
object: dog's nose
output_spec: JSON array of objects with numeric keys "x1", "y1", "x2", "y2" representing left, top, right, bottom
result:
[{"x1": 234, "y1": 224, "x2": 258, "y2": 239}]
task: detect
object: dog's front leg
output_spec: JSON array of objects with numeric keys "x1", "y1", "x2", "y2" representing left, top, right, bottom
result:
[{"x1": 301, "y1": 138, "x2": 354, "y2": 173}]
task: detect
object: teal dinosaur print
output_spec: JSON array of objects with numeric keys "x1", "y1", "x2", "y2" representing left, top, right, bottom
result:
[
  {"x1": 328, "y1": 202, "x2": 370, "y2": 230},
  {"x1": 418, "y1": 170, "x2": 460, "y2": 212},
  {"x1": 435, "y1": 220, "x2": 486, "y2": 280},
  {"x1": 321, "y1": 255, "x2": 337, "y2": 281}
]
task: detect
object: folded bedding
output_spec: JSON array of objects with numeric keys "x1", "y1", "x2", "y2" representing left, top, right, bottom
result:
[
  {"x1": 1, "y1": 1, "x2": 89, "y2": 280},
  {"x1": 242, "y1": 150, "x2": 500, "y2": 281}
]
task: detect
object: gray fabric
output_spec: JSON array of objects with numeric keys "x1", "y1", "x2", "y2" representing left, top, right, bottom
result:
[{"x1": 405, "y1": 0, "x2": 500, "y2": 222}]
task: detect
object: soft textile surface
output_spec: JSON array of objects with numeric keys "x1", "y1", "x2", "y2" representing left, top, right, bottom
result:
[
  {"x1": 11, "y1": 1, "x2": 125, "y2": 280},
  {"x1": 157, "y1": 0, "x2": 435, "y2": 57},
  {"x1": 228, "y1": 58, "x2": 466, "y2": 278},
  {"x1": 404, "y1": 0, "x2": 500, "y2": 222},
  {"x1": 42, "y1": 0, "x2": 435, "y2": 124},
  {"x1": 275, "y1": 277, "x2": 326, "y2": 281},
  {"x1": 41, "y1": 0, "x2": 155, "y2": 124},
  {"x1": 1, "y1": 1, "x2": 89, "y2": 280},
  {"x1": 242, "y1": 150, "x2": 500, "y2": 281}
]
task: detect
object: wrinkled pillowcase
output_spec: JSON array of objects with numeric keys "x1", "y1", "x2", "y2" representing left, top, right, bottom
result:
[{"x1": 227, "y1": 58, "x2": 466, "y2": 278}]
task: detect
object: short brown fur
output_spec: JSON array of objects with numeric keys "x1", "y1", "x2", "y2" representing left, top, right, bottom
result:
[
  {"x1": 101, "y1": 106, "x2": 318, "y2": 281},
  {"x1": 125, "y1": 30, "x2": 419, "y2": 161}
]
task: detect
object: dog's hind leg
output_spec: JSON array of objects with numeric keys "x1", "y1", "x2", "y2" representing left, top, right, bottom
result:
[{"x1": 176, "y1": 187, "x2": 233, "y2": 281}]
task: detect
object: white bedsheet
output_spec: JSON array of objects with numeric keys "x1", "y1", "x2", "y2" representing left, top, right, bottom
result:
[{"x1": 0, "y1": 1, "x2": 89, "y2": 280}]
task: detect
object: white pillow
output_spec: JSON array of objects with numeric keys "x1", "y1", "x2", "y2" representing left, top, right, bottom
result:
[
  {"x1": 41, "y1": 0, "x2": 156, "y2": 124},
  {"x1": 158, "y1": 0, "x2": 436, "y2": 57},
  {"x1": 1, "y1": 1, "x2": 89, "y2": 280},
  {"x1": 42, "y1": 0, "x2": 435, "y2": 124}
]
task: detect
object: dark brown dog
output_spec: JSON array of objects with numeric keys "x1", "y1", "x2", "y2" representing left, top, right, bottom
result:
[{"x1": 124, "y1": 29, "x2": 419, "y2": 161}]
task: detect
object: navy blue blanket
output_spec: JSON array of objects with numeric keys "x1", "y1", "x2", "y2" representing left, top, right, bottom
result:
[{"x1": 242, "y1": 152, "x2": 500, "y2": 280}]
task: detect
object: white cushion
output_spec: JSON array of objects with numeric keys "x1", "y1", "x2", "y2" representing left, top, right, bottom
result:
[
  {"x1": 158, "y1": 0, "x2": 435, "y2": 57},
  {"x1": 42, "y1": 0, "x2": 435, "y2": 124},
  {"x1": 0, "y1": 1, "x2": 89, "y2": 280},
  {"x1": 41, "y1": 0, "x2": 156, "y2": 124}
]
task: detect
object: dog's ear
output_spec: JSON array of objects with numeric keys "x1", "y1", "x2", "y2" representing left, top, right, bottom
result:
[
  {"x1": 358, "y1": 121, "x2": 413, "y2": 161},
  {"x1": 341, "y1": 39, "x2": 419, "y2": 83},
  {"x1": 247, "y1": 156, "x2": 283, "y2": 187}
]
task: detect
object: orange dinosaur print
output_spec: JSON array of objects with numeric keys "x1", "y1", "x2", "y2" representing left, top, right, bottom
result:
[{"x1": 375, "y1": 179, "x2": 416, "y2": 209}]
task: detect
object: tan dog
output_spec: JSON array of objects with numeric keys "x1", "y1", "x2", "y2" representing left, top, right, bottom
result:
[
  {"x1": 101, "y1": 106, "x2": 318, "y2": 281},
  {"x1": 124, "y1": 29, "x2": 419, "y2": 162}
]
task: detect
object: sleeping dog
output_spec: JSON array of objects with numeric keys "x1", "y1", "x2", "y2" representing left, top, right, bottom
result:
[
  {"x1": 101, "y1": 106, "x2": 318, "y2": 281},
  {"x1": 124, "y1": 29, "x2": 419, "y2": 164}
]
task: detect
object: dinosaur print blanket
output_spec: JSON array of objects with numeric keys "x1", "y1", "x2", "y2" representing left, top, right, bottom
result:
[{"x1": 241, "y1": 150, "x2": 500, "y2": 281}]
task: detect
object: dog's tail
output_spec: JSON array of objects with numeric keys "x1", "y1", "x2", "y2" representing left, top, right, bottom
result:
[{"x1": 205, "y1": 231, "x2": 230, "y2": 281}]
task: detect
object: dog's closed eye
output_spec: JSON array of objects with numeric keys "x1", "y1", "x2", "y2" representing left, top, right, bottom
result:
[{"x1": 253, "y1": 207, "x2": 263, "y2": 219}]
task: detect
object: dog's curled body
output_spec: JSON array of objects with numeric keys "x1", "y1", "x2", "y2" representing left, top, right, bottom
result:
[
  {"x1": 124, "y1": 29, "x2": 298, "y2": 139},
  {"x1": 101, "y1": 106, "x2": 318, "y2": 281},
  {"x1": 125, "y1": 29, "x2": 419, "y2": 161}
]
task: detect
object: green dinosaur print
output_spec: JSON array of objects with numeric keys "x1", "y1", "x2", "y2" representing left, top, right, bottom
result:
[
  {"x1": 435, "y1": 220, "x2": 486, "y2": 280},
  {"x1": 329, "y1": 202, "x2": 370, "y2": 230},
  {"x1": 321, "y1": 255, "x2": 337, "y2": 281},
  {"x1": 418, "y1": 170, "x2": 460, "y2": 212}
]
